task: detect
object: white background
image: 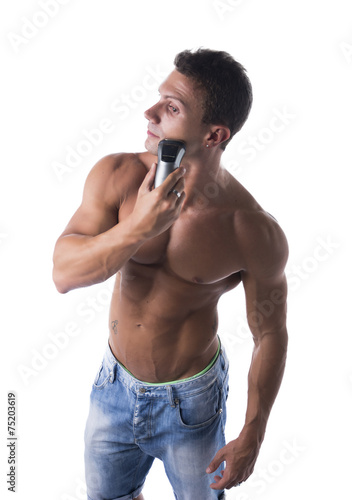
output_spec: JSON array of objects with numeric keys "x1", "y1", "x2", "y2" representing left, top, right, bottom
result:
[{"x1": 1, "y1": 0, "x2": 352, "y2": 498}]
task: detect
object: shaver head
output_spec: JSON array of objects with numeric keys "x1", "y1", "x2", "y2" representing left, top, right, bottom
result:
[{"x1": 154, "y1": 139, "x2": 186, "y2": 188}]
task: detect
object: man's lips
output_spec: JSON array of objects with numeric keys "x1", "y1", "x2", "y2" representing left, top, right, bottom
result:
[{"x1": 147, "y1": 129, "x2": 159, "y2": 138}]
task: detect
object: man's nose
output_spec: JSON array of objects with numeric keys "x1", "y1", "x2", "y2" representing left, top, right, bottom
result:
[{"x1": 144, "y1": 102, "x2": 160, "y2": 123}]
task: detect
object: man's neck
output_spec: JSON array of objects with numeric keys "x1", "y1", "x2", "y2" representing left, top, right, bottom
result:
[{"x1": 181, "y1": 148, "x2": 225, "y2": 209}]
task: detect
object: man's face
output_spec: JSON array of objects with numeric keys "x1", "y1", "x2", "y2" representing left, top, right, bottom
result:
[{"x1": 144, "y1": 70, "x2": 209, "y2": 157}]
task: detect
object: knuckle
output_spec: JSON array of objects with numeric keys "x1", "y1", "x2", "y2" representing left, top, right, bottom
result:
[{"x1": 154, "y1": 190, "x2": 164, "y2": 202}]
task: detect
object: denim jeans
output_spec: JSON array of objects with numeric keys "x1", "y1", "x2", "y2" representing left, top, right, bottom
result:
[{"x1": 84, "y1": 342, "x2": 229, "y2": 500}]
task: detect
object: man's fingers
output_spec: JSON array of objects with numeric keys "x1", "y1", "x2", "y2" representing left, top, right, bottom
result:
[
  {"x1": 168, "y1": 176, "x2": 185, "y2": 201},
  {"x1": 213, "y1": 475, "x2": 223, "y2": 483},
  {"x1": 159, "y1": 166, "x2": 186, "y2": 194},
  {"x1": 206, "y1": 451, "x2": 224, "y2": 475},
  {"x1": 210, "y1": 468, "x2": 247, "y2": 491},
  {"x1": 210, "y1": 476, "x2": 227, "y2": 490},
  {"x1": 176, "y1": 191, "x2": 186, "y2": 206},
  {"x1": 210, "y1": 470, "x2": 234, "y2": 491},
  {"x1": 207, "y1": 452, "x2": 237, "y2": 491},
  {"x1": 140, "y1": 163, "x2": 156, "y2": 192}
]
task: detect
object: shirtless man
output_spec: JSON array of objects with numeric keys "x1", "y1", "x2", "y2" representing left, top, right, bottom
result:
[{"x1": 53, "y1": 49, "x2": 288, "y2": 500}]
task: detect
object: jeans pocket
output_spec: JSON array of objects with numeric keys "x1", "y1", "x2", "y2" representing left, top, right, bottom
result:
[
  {"x1": 93, "y1": 360, "x2": 112, "y2": 390},
  {"x1": 177, "y1": 382, "x2": 223, "y2": 429}
]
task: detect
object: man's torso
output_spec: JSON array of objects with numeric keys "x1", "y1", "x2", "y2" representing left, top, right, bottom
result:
[{"x1": 106, "y1": 152, "x2": 263, "y2": 382}]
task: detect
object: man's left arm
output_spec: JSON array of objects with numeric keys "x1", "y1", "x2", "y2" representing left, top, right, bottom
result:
[{"x1": 207, "y1": 212, "x2": 289, "y2": 490}]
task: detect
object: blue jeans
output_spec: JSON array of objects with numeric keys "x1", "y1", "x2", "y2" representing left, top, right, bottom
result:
[{"x1": 84, "y1": 342, "x2": 229, "y2": 500}]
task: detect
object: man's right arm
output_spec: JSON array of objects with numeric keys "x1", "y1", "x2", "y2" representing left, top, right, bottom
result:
[{"x1": 52, "y1": 154, "x2": 185, "y2": 294}]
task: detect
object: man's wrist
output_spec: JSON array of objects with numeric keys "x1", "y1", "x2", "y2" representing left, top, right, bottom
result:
[{"x1": 239, "y1": 419, "x2": 267, "y2": 448}]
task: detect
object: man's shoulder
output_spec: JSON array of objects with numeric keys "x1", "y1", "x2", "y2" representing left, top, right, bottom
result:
[
  {"x1": 92, "y1": 152, "x2": 149, "y2": 176},
  {"x1": 88, "y1": 151, "x2": 154, "y2": 189},
  {"x1": 235, "y1": 206, "x2": 287, "y2": 245},
  {"x1": 223, "y1": 170, "x2": 285, "y2": 244},
  {"x1": 81, "y1": 152, "x2": 153, "y2": 209},
  {"x1": 231, "y1": 190, "x2": 289, "y2": 278}
]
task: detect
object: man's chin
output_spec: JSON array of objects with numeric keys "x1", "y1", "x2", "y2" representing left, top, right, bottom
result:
[{"x1": 145, "y1": 137, "x2": 159, "y2": 156}]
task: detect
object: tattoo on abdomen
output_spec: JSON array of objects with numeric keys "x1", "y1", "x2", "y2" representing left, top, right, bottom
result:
[{"x1": 111, "y1": 320, "x2": 118, "y2": 335}]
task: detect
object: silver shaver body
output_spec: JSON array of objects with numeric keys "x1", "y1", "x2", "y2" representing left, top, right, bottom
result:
[{"x1": 154, "y1": 139, "x2": 186, "y2": 188}]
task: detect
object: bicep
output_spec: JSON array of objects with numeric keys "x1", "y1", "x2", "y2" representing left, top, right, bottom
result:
[
  {"x1": 61, "y1": 199, "x2": 117, "y2": 238},
  {"x1": 239, "y1": 214, "x2": 289, "y2": 339},
  {"x1": 241, "y1": 270, "x2": 288, "y2": 340}
]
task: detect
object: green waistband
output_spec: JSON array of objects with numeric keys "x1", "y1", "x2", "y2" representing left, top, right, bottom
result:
[{"x1": 119, "y1": 339, "x2": 221, "y2": 386}]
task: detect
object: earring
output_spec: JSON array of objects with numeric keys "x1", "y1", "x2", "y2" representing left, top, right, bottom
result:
[{"x1": 206, "y1": 144, "x2": 209, "y2": 148}]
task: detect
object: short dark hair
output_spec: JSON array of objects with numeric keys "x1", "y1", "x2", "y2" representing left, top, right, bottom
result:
[{"x1": 174, "y1": 48, "x2": 253, "y2": 149}]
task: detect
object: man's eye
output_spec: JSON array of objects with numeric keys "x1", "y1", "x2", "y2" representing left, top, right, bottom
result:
[{"x1": 168, "y1": 104, "x2": 178, "y2": 113}]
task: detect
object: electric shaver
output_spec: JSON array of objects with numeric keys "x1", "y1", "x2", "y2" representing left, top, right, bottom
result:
[{"x1": 154, "y1": 139, "x2": 186, "y2": 188}]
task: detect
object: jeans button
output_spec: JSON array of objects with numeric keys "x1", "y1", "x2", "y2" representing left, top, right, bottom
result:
[{"x1": 139, "y1": 388, "x2": 146, "y2": 394}]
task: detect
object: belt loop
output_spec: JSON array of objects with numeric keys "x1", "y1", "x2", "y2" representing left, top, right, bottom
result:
[{"x1": 166, "y1": 386, "x2": 176, "y2": 407}]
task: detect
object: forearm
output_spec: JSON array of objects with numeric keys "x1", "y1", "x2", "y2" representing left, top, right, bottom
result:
[
  {"x1": 240, "y1": 329, "x2": 288, "y2": 446},
  {"x1": 53, "y1": 217, "x2": 145, "y2": 293}
]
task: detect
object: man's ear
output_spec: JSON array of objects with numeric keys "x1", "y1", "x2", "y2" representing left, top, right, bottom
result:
[{"x1": 206, "y1": 126, "x2": 231, "y2": 148}]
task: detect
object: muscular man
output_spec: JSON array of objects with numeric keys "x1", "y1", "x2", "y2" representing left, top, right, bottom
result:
[{"x1": 53, "y1": 49, "x2": 288, "y2": 500}]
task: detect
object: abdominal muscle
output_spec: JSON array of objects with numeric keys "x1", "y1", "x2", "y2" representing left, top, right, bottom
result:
[{"x1": 108, "y1": 262, "x2": 228, "y2": 384}]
